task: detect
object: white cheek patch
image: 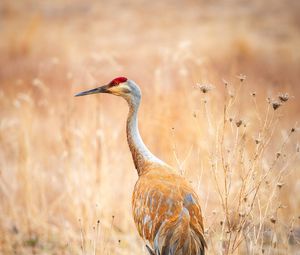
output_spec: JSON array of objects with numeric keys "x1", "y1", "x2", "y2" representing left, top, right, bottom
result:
[{"x1": 122, "y1": 85, "x2": 131, "y2": 93}]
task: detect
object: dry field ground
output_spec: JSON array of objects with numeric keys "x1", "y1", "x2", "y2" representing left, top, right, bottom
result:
[{"x1": 0, "y1": 0, "x2": 300, "y2": 254}]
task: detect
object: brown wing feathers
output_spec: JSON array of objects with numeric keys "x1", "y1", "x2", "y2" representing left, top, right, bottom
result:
[{"x1": 132, "y1": 165, "x2": 206, "y2": 255}]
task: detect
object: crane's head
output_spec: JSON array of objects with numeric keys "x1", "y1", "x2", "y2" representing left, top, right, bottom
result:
[{"x1": 75, "y1": 77, "x2": 141, "y2": 102}]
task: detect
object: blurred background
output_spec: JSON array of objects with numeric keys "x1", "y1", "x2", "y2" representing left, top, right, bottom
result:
[{"x1": 0, "y1": 0, "x2": 300, "y2": 254}]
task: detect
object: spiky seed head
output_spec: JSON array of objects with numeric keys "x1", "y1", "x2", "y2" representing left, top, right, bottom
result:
[
  {"x1": 222, "y1": 79, "x2": 228, "y2": 86},
  {"x1": 236, "y1": 120, "x2": 243, "y2": 127},
  {"x1": 270, "y1": 216, "x2": 276, "y2": 224},
  {"x1": 237, "y1": 74, "x2": 246, "y2": 82},
  {"x1": 255, "y1": 138, "x2": 261, "y2": 144},
  {"x1": 278, "y1": 93, "x2": 289, "y2": 102},
  {"x1": 277, "y1": 182, "x2": 284, "y2": 189},
  {"x1": 278, "y1": 204, "x2": 287, "y2": 209},
  {"x1": 196, "y1": 83, "x2": 213, "y2": 93},
  {"x1": 239, "y1": 211, "x2": 245, "y2": 217},
  {"x1": 272, "y1": 101, "x2": 281, "y2": 110}
]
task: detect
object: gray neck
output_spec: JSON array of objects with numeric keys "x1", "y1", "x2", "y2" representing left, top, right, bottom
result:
[{"x1": 126, "y1": 98, "x2": 164, "y2": 174}]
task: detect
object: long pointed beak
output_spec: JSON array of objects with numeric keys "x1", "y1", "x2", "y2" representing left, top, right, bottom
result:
[{"x1": 75, "y1": 85, "x2": 110, "y2": 97}]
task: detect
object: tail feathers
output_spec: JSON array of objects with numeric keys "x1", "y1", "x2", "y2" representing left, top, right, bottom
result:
[{"x1": 152, "y1": 208, "x2": 206, "y2": 255}]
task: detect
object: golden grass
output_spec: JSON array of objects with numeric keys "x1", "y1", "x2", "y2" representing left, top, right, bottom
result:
[{"x1": 0, "y1": 0, "x2": 300, "y2": 254}]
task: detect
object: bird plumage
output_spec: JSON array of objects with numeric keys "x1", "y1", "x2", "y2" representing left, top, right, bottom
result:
[
  {"x1": 75, "y1": 78, "x2": 206, "y2": 255},
  {"x1": 132, "y1": 163, "x2": 206, "y2": 255}
]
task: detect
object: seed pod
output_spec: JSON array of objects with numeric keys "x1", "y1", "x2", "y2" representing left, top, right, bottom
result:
[
  {"x1": 236, "y1": 120, "x2": 243, "y2": 127},
  {"x1": 272, "y1": 101, "x2": 281, "y2": 110},
  {"x1": 277, "y1": 182, "x2": 284, "y2": 189},
  {"x1": 278, "y1": 93, "x2": 289, "y2": 102},
  {"x1": 270, "y1": 216, "x2": 276, "y2": 224},
  {"x1": 237, "y1": 74, "x2": 246, "y2": 82}
]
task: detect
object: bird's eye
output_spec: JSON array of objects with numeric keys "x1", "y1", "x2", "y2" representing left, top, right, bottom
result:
[
  {"x1": 109, "y1": 82, "x2": 119, "y2": 87},
  {"x1": 123, "y1": 88, "x2": 130, "y2": 93}
]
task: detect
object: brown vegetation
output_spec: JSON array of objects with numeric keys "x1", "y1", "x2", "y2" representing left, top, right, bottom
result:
[{"x1": 0, "y1": 0, "x2": 299, "y2": 254}]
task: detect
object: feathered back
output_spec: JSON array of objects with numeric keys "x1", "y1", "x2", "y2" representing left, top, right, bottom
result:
[{"x1": 132, "y1": 165, "x2": 206, "y2": 255}]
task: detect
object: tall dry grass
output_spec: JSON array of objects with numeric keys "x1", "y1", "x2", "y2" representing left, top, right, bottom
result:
[{"x1": 0, "y1": 0, "x2": 300, "y2": 254}]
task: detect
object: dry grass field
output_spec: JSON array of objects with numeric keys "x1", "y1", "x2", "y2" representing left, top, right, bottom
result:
[{"x1": 0, "y1": 0, "x2": 300, "y2": 254}]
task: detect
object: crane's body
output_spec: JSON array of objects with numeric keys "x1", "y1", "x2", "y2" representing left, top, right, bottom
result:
[
  {"x1": 133, "y1": 164, "x2": 206, "y2": 254},
  {"x1": 75, "y1": 77, "x2": 206, "y2": 255}
]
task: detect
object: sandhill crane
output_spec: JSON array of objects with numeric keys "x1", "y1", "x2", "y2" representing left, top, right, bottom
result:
[{"x1": 75, "y1": 77, "x2": 206, "y2": 255}]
